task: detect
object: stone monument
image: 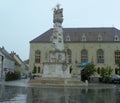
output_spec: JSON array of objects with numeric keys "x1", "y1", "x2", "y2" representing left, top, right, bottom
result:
[{"x1": 42, "y1": 4, "x2": 71, "y2": 78}]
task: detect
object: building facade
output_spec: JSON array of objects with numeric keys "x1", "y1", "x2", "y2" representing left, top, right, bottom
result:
[
  {"x1": 29, "y1": 27, "x2": 120, "y2": 76},
  {"x1": 0, "y1": 47, "x2": 14, "y2": 78},
  {"x1": 10, "y1": 52, "x2": 28, "y2": 77},
  {"x1": 0, "y1": 47, "x2": 28, "y2": 79}
]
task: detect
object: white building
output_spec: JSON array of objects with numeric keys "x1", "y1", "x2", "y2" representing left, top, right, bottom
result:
[
  {"x1": 10, "y1": 52, "x2": 28, "y2": 77},
  {"x1": 0, "y1": 47, "x2": 14, "y2": 78}
]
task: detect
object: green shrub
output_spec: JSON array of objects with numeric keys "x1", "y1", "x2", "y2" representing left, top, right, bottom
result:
[
  {"x1": 82, "y1": 63, "x2": 96, "y2": 81},
  {"x1": 100, "y1": 66, "x2": 113, "y2": 83},
  {"x1": 5, "y1": 71, "x2": 20, "y2": 81}
]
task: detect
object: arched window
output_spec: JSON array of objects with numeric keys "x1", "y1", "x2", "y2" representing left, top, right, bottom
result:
[
  {"x1": 67, "y1": 49, "x2": 72, "y2": 63},
  {"x1": 97, "y1": 67, "x2": 101, "y2": 74},
  {"x1": 38, "y1": 66, "x2": 40, "y2": 73},
  {"x1": 81, "y1": 49, "x2": 88, "y2": 62},
  {"x1": 35, "y1": 50, "x2": 41, "y2": 63},
  {"x1": 115, "y1": 50, "x2": 120, "y2": 64},
  {"x1": 97, "y1": 49, "x2": 104, "y2": 63},
  {"x1": 33, "y1": 66, "x2": 37, "y2": 73},
  {"x1": 115, "y1": 68, "x2": 118, "y2": 74}
]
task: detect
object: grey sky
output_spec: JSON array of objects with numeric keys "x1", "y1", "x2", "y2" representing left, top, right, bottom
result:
[{"x1": 0, "y1": 0, "x2": 120, "y2": 60}]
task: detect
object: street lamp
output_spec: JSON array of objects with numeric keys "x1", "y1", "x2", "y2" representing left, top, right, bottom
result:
[{"x1": 0, "y1": 55, "x2": 4, "y2": 79}]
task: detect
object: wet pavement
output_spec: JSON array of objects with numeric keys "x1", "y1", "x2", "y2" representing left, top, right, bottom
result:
[
  {"x1": 0, "y1": 79, "x2": 29, "y2": 87},
  {"x1": 0, "y1": 79, "x2": 120, "y2": 103}
]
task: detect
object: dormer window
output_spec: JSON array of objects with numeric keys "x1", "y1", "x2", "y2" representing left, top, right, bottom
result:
[
  {"x1": 97, "y1": 33, "x2": 102, "y2": 41},
  {"x1": 114, "y1": 35, "x2": 119, "y2": 41},
  {"x1": 81, "y1": 33, "x2": 86, "y2": 41},
  {"x1": 66, "y1": 34, "x2": 71, "y2": 41}
]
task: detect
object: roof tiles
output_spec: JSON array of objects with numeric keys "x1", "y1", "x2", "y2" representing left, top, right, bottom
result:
[{"x1": 30, "y1": 27, "x2": 120, "y2": 43}]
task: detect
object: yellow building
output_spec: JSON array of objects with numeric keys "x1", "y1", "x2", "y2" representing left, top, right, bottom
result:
[{"x1": 29, "y1": 27, "x2": 120, "y2": 76}]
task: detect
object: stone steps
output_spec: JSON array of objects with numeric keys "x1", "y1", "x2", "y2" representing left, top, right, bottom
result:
[{"x1": 28, "y1": 78, "x2": 86, "y2": 86}]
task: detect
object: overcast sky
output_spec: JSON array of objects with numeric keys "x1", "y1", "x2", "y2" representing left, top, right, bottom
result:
[{"x1": 0, "y1": 0, "x2": 120, "y2": 60}]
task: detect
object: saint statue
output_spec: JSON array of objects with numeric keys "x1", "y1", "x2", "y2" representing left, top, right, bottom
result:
[{"x1": 53, "y1": 4, "x2": 63, "y2": 24}]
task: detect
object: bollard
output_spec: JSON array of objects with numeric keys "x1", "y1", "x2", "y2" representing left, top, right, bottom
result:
[{"x1": 85, "y1": 80, "x2": 88, "y2": 86}]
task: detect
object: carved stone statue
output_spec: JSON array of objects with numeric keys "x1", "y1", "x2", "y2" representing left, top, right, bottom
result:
[{"x1": 53, "y1": 4, "x2": 63, "y2": 24}]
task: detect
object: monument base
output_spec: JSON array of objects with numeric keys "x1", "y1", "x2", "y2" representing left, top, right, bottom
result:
[
  {"x1": 42, "y1": 63, "x2": 71, "y2": 78},
  {"x1": 28, "y1": 78, "x2": 86, "y2": 86}
]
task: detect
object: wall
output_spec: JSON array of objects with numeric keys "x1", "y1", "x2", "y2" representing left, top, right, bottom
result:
[{"x1": 29, "y1": 42, "x2": 120, "y2": 75}]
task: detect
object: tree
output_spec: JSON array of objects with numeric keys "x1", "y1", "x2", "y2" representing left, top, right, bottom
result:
[
  {"x1": 82, "y1": 63, "x2": 96, "y2": 81},
  {"x1": 100, "y1": 67, "x2": 106, "y2": 78},
  {"x1": 100, "y1": 66, "x2": 113, "y2": 82},
  {"x1": 5, "y1": 71, "x2": 20, "y2": 81}
]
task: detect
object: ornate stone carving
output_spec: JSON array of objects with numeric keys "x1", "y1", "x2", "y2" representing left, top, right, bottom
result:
[
  {"x1": 62, "y1": 62, "x2": 67, "y2": 71},
  {"x1": 53, "y1": 4, "x2": 63, "y2": 24}
]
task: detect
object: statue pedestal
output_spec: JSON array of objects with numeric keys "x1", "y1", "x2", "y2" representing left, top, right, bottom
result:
[{"x1": 42, "y1": 62, "x2": 71, "y2": 78}]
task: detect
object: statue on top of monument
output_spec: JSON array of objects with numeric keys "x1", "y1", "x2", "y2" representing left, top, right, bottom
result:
[{"x1": 53, "y1": 4, "x2": 63, "y2": 24}]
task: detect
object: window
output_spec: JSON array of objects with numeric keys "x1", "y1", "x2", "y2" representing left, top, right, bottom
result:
[
  {"x1": 67, "y1": 49, "x2": 72, "y2": 63},
  {"x1": 66, "y1": 34, "x2": 71, "y2": 41},
  {"x1": 35, "y1": 50, "x2": 41, "y2": 63},
  {"x1": 81, "y1": 33, "x2": 86, "y2": 41},
  {"x1": 33, "y1": 66, "x2": 37, "y2": 73},
  {"x1": 114, "y1": 35, "x2": 119, "y2": 41},
  {"x1": 97, "y1": 67, "x2": 100, "y2": 74},
  {"x1": 115, "y1": 68, "x2": 118, "y2": 74},
  {"x1": 38, "y1": 67, "x2": 40, "y2": 73},
  {"x1": 115, "y1": 50, "x2": 120, "y2": 64},
  {"x1": 97, "y1": 33, "x2": 102, "y2": 41},
  {"x1": 97, "y1": 49, "x2": 104, "y2": 63},
  {"x1": 81, "y1": 49, "x2": 88, "y2": 62}
]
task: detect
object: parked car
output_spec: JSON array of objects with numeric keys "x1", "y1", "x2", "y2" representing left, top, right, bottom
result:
[{"x1": 110, "y1": 75, "x2": 120, "y2": 83}]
